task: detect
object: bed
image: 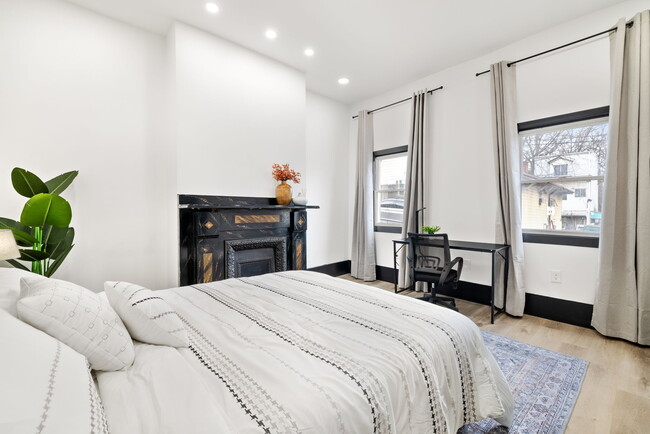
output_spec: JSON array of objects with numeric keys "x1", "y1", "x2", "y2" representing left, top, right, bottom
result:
[
  {"x1": 1, "y1": 269, "x2": 513, "y2": 434},
  {"x1": 96, "y1": 271, "x2": 513, "y2": 433}
]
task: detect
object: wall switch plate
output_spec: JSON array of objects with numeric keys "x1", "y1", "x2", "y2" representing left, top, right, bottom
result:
[
  {"x1": 464, "y1": 259, "x2": 471, "y2": 271},
  {"x1": 551, "y1": 270, "x2": 562, "y2": 283}
]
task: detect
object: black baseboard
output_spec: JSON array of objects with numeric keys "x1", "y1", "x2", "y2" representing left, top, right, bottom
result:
[
  {"x1": 523, "y1": 293, "x2": 593, "y2": 328},
  {"x1": 308, "y1": 260, "x2": 351, "y2": 277},
  {"x1": 374, "y1": 265, "x2": 593, "y2": 328}
]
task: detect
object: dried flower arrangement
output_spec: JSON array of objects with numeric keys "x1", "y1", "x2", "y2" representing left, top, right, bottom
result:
[{"x1": 272, "y1": 163, "x2": 301, "y2": 183}]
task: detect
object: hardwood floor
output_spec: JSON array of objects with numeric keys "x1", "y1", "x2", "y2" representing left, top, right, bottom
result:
[{"x1": 338, "y1": 274, "x2": 650, "y2": 434}]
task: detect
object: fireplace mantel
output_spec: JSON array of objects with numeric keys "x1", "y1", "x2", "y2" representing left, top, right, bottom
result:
[{"x1": 178, "y1": 195, "x2": 319, "y2": 285}]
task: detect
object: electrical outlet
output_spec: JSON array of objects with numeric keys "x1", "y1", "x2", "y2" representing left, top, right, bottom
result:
[
  {"x1": 464, "y1": 259, "x2": 471, "y2": 271},
  {"x1": 551, "y1": 270, "x2": 562, "y2": 283}
]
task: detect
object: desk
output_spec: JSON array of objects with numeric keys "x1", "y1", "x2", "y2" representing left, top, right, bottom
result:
[{"x1": 392, "y1": 238, "x2": 510, "y2": 323}]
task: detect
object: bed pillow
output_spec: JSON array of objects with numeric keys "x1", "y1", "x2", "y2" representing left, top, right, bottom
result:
[
  {"x1": 0, "y1": 267, "x2": 47, "y2": 317},
  {"x1": 104, "y1": 281, "x2": 189, "y2": 348},
  {"x1": 17, "y1": 277, "x2": 135, "y2": 371},
  {"x1": 0, "y1": 309, "x2": 109, "y2": 433}
]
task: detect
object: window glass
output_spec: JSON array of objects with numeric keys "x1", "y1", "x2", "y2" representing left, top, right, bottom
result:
[
  {"x1": 520, "y1": 118, "x2": 607, "y2": 234},
  {"x1": 374, "y1": 153, "x2": 407, "y2": 226}
]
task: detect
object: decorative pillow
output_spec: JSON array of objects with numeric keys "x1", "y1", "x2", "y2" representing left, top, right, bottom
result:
[
  {"x1": 104, "y1": 281, "x2": 189, "y2": 348},
  {"x1": 0, "y1": 309, "x2": 109, "y2": 433},
  {"x1": 0, "y1": 267, "x2": 47, "y2": 317},
  {"x1": 17, "y1": 277, "x2": 135, "y2": 371}
]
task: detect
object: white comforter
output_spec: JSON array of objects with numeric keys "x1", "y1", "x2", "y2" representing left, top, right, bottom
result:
[{"x1": 96, "y1": 271, "x2": 513, "y2": 434}]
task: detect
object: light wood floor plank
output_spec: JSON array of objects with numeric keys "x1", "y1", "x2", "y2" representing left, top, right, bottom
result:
[{"x1": 337, "y1": 274, "x2": 650, "y2": 433}]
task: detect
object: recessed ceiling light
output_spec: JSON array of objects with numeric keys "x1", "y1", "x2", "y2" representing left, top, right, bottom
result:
[
  {"x1": 205, "y1": 2, "x2": 219, "y2": 14},
  {"x1": 304, "y1": 48, "x2": 315, "y2": 57},
  {"x1": 338, "y1": 77, "x2": 350, "y2": 85},
  {"x1": 265, "y1": 29, "x2": 277, "y2": 40}
]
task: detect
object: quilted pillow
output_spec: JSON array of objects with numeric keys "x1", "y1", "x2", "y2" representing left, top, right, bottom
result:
[
  {"x1": 104, "y1": 281, "x2": 189, "y2": 348},
  {"x1": 0, "y1": 267, "x2": 47, "y2": 317},
  {"x1": 0, "y1": 309, "x2": 109, "y2": 433},
  {"x1": 17, "y1": 277, "x2": 135, "y2": 371}
]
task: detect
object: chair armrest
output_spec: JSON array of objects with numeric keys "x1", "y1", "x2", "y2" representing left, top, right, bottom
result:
[{"x1": 438, "y1": 257, "x2": 464, "y2": 286}]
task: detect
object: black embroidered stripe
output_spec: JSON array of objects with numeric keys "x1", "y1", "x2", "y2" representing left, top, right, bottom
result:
[
  {"x1": 181, "y1": 316, "x2": 299, "y2": 433},
  {"x1": 192, "y1": 285, "x2": 381, "y2": 434},
  {"x1": 149, "y1": 311, "x2": 178, "y2": 320},
  {"x1": 280, "y1": 275, "x2": 393, "y2": 309},
  {"x1": 127, "y1": 288, "x2": 147, "y2": 301},
  {"x1": 131, "y1": 296, "x2": 163, "y2": 306},
  {"x1": 281, "y1": 273, "x2": 477, "y2": 424},
  {"x1": 186, "y1": 343, "x2": 271, "y2": 433},
  {"x1": 402, "y1": 312, "x2": 477, "y2": 423},
  {"x1": 240, "y1": 278, "x2": 441, "y2": 433}
]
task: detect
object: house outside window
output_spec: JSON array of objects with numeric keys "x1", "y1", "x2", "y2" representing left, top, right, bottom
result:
[
  {"x1": 373, "y1": 146, "x2": 408, "y2": 232},
  {"x1": 519, "y1": 109, "x2": 608, "y2": 237}
]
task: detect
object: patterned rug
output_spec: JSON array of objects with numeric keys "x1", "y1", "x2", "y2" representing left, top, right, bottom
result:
[{"x1": 458, "y1": 331, "x2": 588, "y2": 434}]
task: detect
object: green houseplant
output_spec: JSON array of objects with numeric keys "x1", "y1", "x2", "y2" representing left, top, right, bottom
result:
[
  {"x1": 422, "y1": 225, "x2": 442, "y2": 235},
  {"x1": 0, "y1": 167, "x2": 78, "y2": 276}
]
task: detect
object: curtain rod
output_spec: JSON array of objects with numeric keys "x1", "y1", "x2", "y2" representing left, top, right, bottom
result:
[
  {"x1": 475, "y1": 21, "x2": 634, "y2": 77},
  {"x1": 351, "y1": 85, "x2": 443, "y2": 119}
]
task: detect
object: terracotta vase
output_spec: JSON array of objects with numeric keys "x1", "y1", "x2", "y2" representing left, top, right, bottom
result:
[{"x1": 275, "y1": 181, "x2": 292, "y2": 205}]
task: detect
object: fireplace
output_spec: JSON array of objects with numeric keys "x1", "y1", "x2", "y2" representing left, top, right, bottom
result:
[
  {"x1": 178, "y1": 195, "x2": 318, "y2": 285},
  {"x1": 225, "y1": 237, "x2": 287, "y2": 279}
]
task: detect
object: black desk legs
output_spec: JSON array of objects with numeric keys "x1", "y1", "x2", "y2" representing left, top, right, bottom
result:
[
  {"x1": 490, "y1": 252, "x2": 496, "y2": 323},
  {"x1": 502, "y1": 247, "x2": 510, "y2": 316},
  {"x1": 393, "y1": 241, "x2": 399, "y2": 293}
]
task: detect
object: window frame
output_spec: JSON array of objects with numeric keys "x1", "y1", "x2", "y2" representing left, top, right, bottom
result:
[
  {"x1": 518, "y1": 106, "x2": 609, "y2": 248},
  {"x1": 373, "y1": 145, "x2": 408, "y2": 234}
]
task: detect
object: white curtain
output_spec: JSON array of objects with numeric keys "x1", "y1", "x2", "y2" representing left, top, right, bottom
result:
[
  {"x1": 351, "y1": 111, "x2": 376, "y2": 281},
  {"x1": 398, "y1": 90, "x2": 428, "y2": 291},
  {"x1": 592, "y1": 12, "x2": 650, "y2": 345},
  {"x1": 490, "y1": 61, "x2": 526, "y2": 316}
]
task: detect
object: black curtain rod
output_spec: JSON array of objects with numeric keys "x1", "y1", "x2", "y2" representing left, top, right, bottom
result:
[
  {"x1": 352, "y1": 85, "x2": 443, "y2": 119},
  {"x1": 475, "y1": 21, "x2": 634, "y2": 77}
]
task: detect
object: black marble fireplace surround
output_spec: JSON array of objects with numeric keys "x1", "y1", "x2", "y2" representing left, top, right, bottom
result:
[{"x1": 179, "y1": 195, "x2": 319, "y2": 285}]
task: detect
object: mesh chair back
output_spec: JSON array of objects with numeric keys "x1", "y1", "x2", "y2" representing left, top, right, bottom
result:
[{"x1": 407, "y1": 233, "x2": 451, "y2": 273}]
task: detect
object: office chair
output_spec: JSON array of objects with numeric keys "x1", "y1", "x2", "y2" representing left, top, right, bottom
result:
[{"x1": 406, "y1": 232, "x2": 463, "y2": 311}]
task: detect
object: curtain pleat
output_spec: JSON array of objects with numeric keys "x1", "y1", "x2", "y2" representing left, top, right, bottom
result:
[
  {"x1": 490, "y1": 61, "x2": 526, "y2": 316},
  {"x1": 398, "y1": 90, "x2": 428, "y2": 291},
  {"x1": 351, "y1": 111, "x2": 377, "y2": 281},
  {"x1": 592, "y1": 11, "x2": 650, "y2": 345}
]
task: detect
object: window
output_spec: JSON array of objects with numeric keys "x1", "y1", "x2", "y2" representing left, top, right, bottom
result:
[
  {"x1": 373, "y1": 146, "x2": 408, "y2": 232},
  {"x1": 553, "y1": 164, "x2": 568, "y2": 176},
  {"x1": 519, "y1": 107, "x2": 608, "y2": 244}
]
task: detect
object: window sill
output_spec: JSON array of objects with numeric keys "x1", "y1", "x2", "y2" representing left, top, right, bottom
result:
[
  {"x1": 523, "y1": 231, "x2": 599, "y2": 248},
  {"x1": 374, "y1": 225, "x2": 402, "y2": 234}
]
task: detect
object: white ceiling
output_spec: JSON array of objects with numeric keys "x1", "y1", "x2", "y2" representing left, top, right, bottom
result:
[{"x1": 63, "y1": 0, "x2": 627, "y2": 104}]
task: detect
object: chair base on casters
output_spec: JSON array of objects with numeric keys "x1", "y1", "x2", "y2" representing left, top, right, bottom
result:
[{"x1": 417, "y1": 293, "x2": 458, "y2": 311}]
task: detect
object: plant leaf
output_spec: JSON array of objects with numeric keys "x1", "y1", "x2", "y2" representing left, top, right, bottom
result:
[
  {"x1": 6, "y1": 259, "x2": 30, "y2": 271},
  {"x1": 20, "y1": 194, "x2": 72, "y2": 228},
  {"x1": 18, "y1": 249, "x2": 50, "y2": 261},
  {"x1": 45, "y1": 171, "x2": 78, "y2": 195},
  {"x1": 0, "y1": 217, "x2": 38, "y2": 245},
  {"x1": 44, "y1": 244, "x2": 73, "y2": 277},
  {"x1": 46, "y1": 228, "x2": 74, "y2": 261},
  {"x1": 11, "y1": 168, "x2": 48, "y2": 198}
]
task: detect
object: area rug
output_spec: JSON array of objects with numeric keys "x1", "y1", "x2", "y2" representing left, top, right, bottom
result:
[{"x1": 458, "y1": 331, "x2": 588, "y2": 434}]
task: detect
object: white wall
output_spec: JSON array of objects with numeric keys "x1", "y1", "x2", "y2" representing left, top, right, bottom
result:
[
  {"x1": 305, "y1": 92, "x2": 350, "y2": 266},
  {"x1": 0, "y1": 0, "x2": 175, "y2": 291},
  {"x1": 350, "y1": 0, "x2": 650, "y2": 304},
  {"x1": 0, "y1": 1, "x2": 350, "y2": 291},
  {"x1": 170, "y1": 22, "x2": 306, "y2": 198}
]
